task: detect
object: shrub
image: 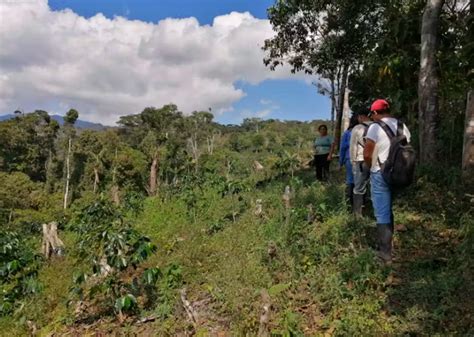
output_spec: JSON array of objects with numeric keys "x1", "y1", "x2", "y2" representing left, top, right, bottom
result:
[
  {"x1": 69, "y1": 199, "x2": 158, "y2": 320},
  {"x1": 0, "y1": 230, "x2": 42, "y2": 315}
]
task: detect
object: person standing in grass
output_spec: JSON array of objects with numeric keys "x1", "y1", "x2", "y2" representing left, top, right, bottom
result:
[
  {"x1": 313, "y1": 124, "x2": 334, "y2": 181},
  {"x1": 364, "y1": 99, "x2": 412, "y2": 265},
  {"x1": 350, "y1": 108, "x2": 372, "y2": 217},
  {"x1": 339, "y1": 114, "x2": 358, "y2": 209}
]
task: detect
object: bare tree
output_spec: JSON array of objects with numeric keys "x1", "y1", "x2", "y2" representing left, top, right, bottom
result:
[
  {"x1": 463, "y1": 90, "x2": 474, "y2": 175},
  {"x1": 63, "y1": 138, "x2": 72, "y2": 210},
  {"x1": 419, "y1": 0, "x2": 446, "y2": 162}
]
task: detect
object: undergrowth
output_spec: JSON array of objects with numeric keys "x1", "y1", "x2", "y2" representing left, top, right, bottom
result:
[{"x1": 0, "y1": 167, "x2": 472, "y2": 336}]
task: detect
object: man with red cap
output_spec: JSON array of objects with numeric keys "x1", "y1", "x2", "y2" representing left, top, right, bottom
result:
[{"x1": 363, "y1": 99, "x2": 411, "y2": 265}]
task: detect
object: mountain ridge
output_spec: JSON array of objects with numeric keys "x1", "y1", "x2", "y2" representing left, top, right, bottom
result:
[{"x1": 0, "y1": 114, "x2": 107, "y2": 130}]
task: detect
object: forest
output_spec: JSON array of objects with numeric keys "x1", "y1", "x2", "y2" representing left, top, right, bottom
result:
[{"x1": 0, "y1": 0, "x2": 473, "y2": 336}]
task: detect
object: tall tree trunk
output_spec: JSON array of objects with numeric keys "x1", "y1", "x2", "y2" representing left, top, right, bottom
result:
[
  {"x1": 149, "y1": 155, "x2": 158, "y2": 196},
  {"x1": 418, "y1": 0, "x2": 445, "y2": 163},
  {"x1": 45, "y1": 149, "x2": 54, "y2": 193},
  {"x1": 111, "y1": 148, "x2": 120, "y2": 205},
  {"x1": 63, "y1": 138, "x2": 72, "y2": 210},
  {"x1": 334, "y1": 64, "x2": 349, "y2": 151},
  {"x1": 330, "y1": 76, "x2": 336, "y2": 134},
  {"x1": 342, "y1": 86, "x2": 351, "y2": 132},
  {"x1": 207, "y1": 135, "x2": 215, "y2": 154},
  {"x1": 462, "y1": 90, "x2": 474, "y2": 175},
  {"x1": 93, "y1": 167, "x2": 100, "y2": 193}
]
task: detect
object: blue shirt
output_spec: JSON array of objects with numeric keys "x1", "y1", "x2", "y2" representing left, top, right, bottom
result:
[{"x1": 339, "y1": 130, "x2": 352, "y2": 167}]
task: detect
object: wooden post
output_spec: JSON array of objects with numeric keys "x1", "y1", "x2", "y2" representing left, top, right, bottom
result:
[{"x1": 463, "y1": 90, "x2": 474, "y2": 176}]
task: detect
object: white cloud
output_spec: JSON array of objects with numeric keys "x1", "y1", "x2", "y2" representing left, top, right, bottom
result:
[
  {"x1": 0, "y1": 0, "x2": 304, "y2": 124},
  {"x1": 240, "y1": 108, "x2": 272, "y2": 119}
]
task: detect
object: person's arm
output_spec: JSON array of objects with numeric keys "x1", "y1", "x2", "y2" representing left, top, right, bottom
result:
[
  {"x1": 339, "y1": 132, "x2": 348, "y2": 166},
  {"x1": 338, "y1": 134, "x2": 344, "y2": 166},
  {"x1": 363, "y1": 139, "x2": 375, "y2": 167},
  {"x1": 363, "y1": 124, "x2": 378, "y2": 167},
  {"x1": 327, "y1": 136, "x2": 335, "y2": 161}
]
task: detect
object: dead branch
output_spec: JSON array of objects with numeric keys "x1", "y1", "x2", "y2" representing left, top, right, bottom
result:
[{"x1": 180, "y1": 288, "x2": 198, "y2": 327}]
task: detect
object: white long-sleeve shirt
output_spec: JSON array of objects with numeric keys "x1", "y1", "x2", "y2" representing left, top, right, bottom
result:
[{"x1": 350, "y1": 122, "x2": 372, "y2": 163}]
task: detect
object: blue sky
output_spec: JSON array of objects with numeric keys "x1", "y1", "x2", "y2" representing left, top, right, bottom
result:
[
  {"x1": 49, "y1": 0, "x2": 274, "y2": 25},
  {"x1": 46, "y1": 0, "x2": 330, "y2": 124},
  {"x1": 1, "y1": 0, "x2": 330, "y2": 125}
]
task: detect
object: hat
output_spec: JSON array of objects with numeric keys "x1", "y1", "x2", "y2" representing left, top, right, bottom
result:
[{"x1": 370, "y1": 99, "x2": 390, "y2": 112}]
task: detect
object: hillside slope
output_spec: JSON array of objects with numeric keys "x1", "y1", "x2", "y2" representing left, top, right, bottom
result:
[{"x1": 1, "y1": 168, "x2": 471, "y2": 336}]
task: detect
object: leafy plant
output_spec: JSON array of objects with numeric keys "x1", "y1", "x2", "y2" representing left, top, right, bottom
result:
[
  {"x1": 0, "y1": 230, "x2": 42, "y2": 315},
  {"x1": 273, "y1": 151, "x2": 300, "y2": 178},
  {"x1": 69, "y1": 199, "x2": 157, "y2": 319}
]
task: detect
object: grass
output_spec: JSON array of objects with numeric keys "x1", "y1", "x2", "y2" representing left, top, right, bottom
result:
[{"x1": 1, "y1": 167, "x2": 472, "y2": 336}]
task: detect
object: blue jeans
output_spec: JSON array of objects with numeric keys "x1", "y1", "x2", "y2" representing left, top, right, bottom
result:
[
  {"x1": 344, "y1": 159, "x2": 354, "y2": 185},
  {"x1": 370, "y1": 171, "x2": 393, "y2": 224}
]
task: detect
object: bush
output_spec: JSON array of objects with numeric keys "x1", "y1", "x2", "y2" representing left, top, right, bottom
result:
[
  {"x1": 0, "y1": 230, "x2": 42, "y2": 315},
  {"x1": 69, "y1": 199, "x2": 158, "y2": 320}
]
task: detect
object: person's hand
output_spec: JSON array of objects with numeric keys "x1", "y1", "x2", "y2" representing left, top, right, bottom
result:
[{"x1": 327, "y1": 154, "x2": 332, "y2": 161}]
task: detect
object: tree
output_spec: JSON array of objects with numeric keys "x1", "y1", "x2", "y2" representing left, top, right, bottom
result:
[
  {"x1": 62, "y1": 109, "x2": 79, "y2": 209},
  {"x1": 419, "y1": 0, "x2": 446, "y2": 162},
  {"x1": 185, "y1": 111, "x2": 214, "y2": 167},
  {"x1": 118, "y1": 105, "x2": 183, "y2": 196},
  {"x1": 0, "y1": 111, "x2": 59, "y2": 182},
  {"x1": 463, "y1": 90, "x2": 474, "y2": 174},
  {"x1": 264, "y1": 0, "x2": 383, "y2": 149}
]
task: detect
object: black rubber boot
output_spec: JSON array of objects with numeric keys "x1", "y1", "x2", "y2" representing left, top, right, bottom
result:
[
  {"x1": 345, "y1": 183, "x2": 354, "y2": 211},
  {"x1": 353, "y1": 194, "x2": 364, "y2": 218},
  {"x1": 376, "y1": 223, "x2": 393, "y2": 265}
]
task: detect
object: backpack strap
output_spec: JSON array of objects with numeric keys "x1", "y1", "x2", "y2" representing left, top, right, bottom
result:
[
  {"x1": 376, "y1": 120, "x2": 396, "y2": 139},
  {"x1": 357, "y1": 123, "x2": 370, "y2": 148},
  {"x1": 375, "y1": 120, "x2": 396, "y2": 167}
]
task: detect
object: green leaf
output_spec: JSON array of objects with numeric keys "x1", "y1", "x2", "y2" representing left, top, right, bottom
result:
[
  {"x1": 268, "y1": 283, "x2": 290, "y2": 297},
  {"x1": 72, "y1": 271, "x2": 86, "y2": 285},
  {"x1": 115, "y1": 294, "x2": 137, "y2": 312}
]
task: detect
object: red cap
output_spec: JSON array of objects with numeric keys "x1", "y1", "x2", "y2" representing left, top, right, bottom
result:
[{"x1": 370, "y1": 99, "x2": 390, "y2": 112}]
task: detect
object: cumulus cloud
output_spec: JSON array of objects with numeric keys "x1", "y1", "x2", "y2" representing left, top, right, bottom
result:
[{"x1": 0, "y1": 0, "x2": 302, "y2": 124}]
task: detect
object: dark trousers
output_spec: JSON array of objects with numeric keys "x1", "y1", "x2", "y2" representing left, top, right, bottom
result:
[{"x1": 314, "y1": 154, "x2": 330, "y2": 181}]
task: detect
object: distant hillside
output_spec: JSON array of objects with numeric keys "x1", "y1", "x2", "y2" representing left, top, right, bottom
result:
[{"x1": 0, "y1": 114, "x2": 106, "y2": 130}]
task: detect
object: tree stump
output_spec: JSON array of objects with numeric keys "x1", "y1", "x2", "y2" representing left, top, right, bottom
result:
[
  {"x1": 257, "y1": 289, "x2": 271, "y2": 337},
  {"x1": 255, "y1": 199, "x2": 263, "y2": 217},
  {"x1": 254, "y1": 161, "x2": 264, "y2": 171},
  {"x1": 42, "y1": 222, "x2": 65, "y2": 258}
]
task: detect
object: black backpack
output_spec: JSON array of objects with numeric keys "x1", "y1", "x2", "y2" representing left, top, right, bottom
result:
[{"x1": 377, "y1": 120, "x2": 416, "y2": 188}]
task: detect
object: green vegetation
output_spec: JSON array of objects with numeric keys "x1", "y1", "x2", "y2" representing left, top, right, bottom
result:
[
  {"x1": 0, "y1": 112, "x2": 472, "y2": 335},
  {"x1": 0, "y1": 0, "x2": 473, "y2": 335}
]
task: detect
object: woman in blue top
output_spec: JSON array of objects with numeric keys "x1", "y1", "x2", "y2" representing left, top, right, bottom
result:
[
  {"x1": 314, "y1": 124, "x2": 334, "y2": 181},
  {"x1": 339, "y1": 114, "x2": 358, "y2": 209}
]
